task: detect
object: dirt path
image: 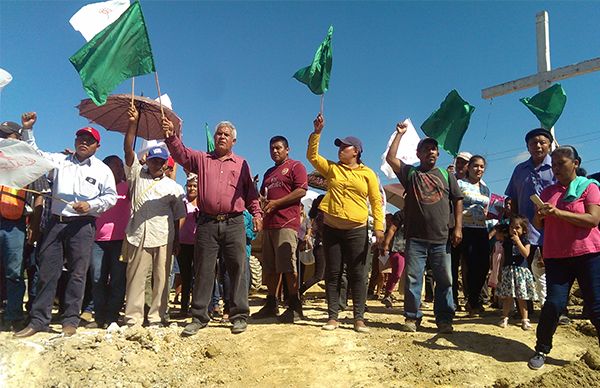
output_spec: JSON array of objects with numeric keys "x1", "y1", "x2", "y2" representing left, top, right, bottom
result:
[{"x1": 1, "y1": 291, "x2": 599, "y2": 387}]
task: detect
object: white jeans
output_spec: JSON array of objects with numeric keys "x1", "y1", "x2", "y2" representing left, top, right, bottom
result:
[{"x1": 531, "y1": 248, "x2": 546, "y2": 305}]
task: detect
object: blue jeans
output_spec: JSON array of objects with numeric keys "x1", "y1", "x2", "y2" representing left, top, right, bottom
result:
[
  {"x1": 90, "y1": 240, "x2": 126, "y2": 324},
  {"x1": 0, "y1": 218, "x2": 26, "y2": 321},
  {"x1": 536, "y1": 253, "x2": 600, "y2": 354},
  {"x1": 404, "y1": 238, "x2": 455, "y2": 324}
]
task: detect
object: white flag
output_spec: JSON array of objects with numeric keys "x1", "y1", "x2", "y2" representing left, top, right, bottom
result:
[
  {"x1": 380, "y1": 118, "x2": 421, "y2": 179},
  {"x1": 155, "y1": 94, "x2": 173, "y2": 110},
  {"x1": 0, "y1": 139, "x2": 55, "y2": 189},
  {"x1": 69, "y1": 0, "x2": 131, "y2": 42},
  {"x1": 0, "y1": 68, "x2": 13, "y2": 90}
]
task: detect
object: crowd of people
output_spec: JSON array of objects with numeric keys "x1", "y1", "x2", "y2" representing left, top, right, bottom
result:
[{"x1": 1, "y1": 109, "x2": 599, "y2": 371}]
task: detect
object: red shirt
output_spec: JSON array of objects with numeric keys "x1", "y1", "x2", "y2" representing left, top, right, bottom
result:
[
  {"x1": 260, "y1": 158, "x2": 308, "y2": 230},
  {"x1": 165, "y1": 136, "x2": 262, "y2": 218},
  {"x1": 540, "y1": 183, "x2": 600, "y2": 259}
]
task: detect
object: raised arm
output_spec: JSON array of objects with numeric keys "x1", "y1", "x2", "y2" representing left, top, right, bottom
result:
[
  {"x1": 385, "y1": 122, "x2": 408, "y2": 174},
  {"x1": 124, "y1": 106, "x2": 138, "y2": 167},
  {"x1": 306, "y1": 113, "x2": 332, "y2": 176},
  {"x1": 163, "y1": 117, "x2": 202, "y2": 174}
]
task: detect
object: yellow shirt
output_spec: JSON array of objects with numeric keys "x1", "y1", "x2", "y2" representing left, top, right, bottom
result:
[{"x1": 307, "y1": 133, "x2": 384, "y2": 231}]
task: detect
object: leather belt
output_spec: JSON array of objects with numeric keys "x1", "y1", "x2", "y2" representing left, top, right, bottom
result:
[
  {"x1": 52, "y1": 215, "x2": 96, "y2": 223},
  {"x1": 200, "y1": 212, "x2": 243, "y2": 222}
]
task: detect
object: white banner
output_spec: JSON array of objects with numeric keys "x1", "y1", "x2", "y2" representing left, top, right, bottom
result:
[
  {"x1": 0, "y1": 139, "x2": 55, "y2": 188},
  {"x1": 0, "y1": 68, "x2": 13, "y2": 90},
  {"x1": 380, "y1": 118, "x2": 421, "y2": 179}
]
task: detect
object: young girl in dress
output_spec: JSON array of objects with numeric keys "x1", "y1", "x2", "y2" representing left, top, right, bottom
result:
[{"x1": 496, "y1": 215, "x2": 537, "y2": 330}]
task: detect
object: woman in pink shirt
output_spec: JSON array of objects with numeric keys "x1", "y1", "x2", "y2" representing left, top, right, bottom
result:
[
  {"x1": 176, "y1": 174, "x2": 199, "y2": 317},
  {"x1": 528, "y1": 146, "x2": 600, "y2": 370}
]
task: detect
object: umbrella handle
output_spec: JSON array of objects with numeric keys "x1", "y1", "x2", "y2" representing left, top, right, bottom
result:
[
  {"x1": 154, "y1": 72, "x2": 164, "y2": 120},
  {"x1": 131, "y1": 77, "x2": 135, "y2": 108}
]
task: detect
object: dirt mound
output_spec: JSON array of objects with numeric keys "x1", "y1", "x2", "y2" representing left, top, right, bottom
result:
[{"x1": 1, "y1": 293, "x2": 598, "y2": 387}]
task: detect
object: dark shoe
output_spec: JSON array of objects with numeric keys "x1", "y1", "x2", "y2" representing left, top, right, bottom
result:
[
  {"x1": 437, "y1": 322, "x2": 454, "y2": 334},
  {"x1": 231, "y1": 319, "x2": 247, "y2": 334},
  {"x1": 278, "y1": 307, "x2": 300, "y2": 323},
  {"x1": 528, "y1": 352, "x2": 546, "y2": 370},
  {"x1": 381, "y1": 295, "x2": 393, "y2": 308},
  {"x1": 400, "y1": 318, "x2": 421, "y2": 332},
  {"x1": 14, "y1": 325, "x2": 40, "y2": 338},
  {"x1": 181, "y1": 320, "x2": 208, "y2": 337},
  {"x1": 2, "y1": 319, "x2": 25, "y2": 332},
  {"x1": 63, "y1": 325, "x2": 77, "y2": 337},
  {"x1": 354, "y1": 320, "x2": 370, "y2": 333},
  {"x1": 251, "y1": 295, "x2": 279, "y2": 319}
]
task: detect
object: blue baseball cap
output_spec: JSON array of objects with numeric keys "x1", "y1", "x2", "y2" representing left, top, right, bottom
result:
[{"x1": 146, "y1": 146, "x2": 169, "y2": 161}]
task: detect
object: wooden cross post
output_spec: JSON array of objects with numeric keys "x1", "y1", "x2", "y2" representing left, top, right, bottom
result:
[{"x1": 482, "y1": 11, "x2": 600, "y2": 142}]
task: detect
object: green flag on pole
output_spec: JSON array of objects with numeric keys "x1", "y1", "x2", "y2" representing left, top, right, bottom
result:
[
  {"x1": 420, "y1": 90, "x2": 475, "y2": 157},
  {"x1": 520, "y1": 83, "x2": 567, "y2": 129},
  {"x1": 205, "y1": 123, "x2": 215, "y2": 153},
  {"x1": 293, "y1": 26, "x2": 333, "y2": 95},
  {"x1": 69, "y1": 1, "x2": 155, "y2": 106}
]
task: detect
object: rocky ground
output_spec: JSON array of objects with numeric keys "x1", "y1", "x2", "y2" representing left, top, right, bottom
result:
[{"x1": 1, "y1": 288, "x2": 599, "y2": 387}]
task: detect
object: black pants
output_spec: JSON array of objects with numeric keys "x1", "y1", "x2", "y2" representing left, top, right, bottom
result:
[
  {"x1": 461, "y1": 227, "x2": 490, "y2": 310},
  {"x1": 190, "y1": 214, "x2": 248, "y2": 324},
  {"x1": 176, "y1": 244, "x2": 194, "y2": 312},
  {"x1": 29, "y1": 218, "x2": 95, "y2": 330},
  {"x1": 449, "y1": 228, "x2": 463, "y2": 306},
  {"x1": 323, "y1": 225, "x2": 368, "y2": 321}
]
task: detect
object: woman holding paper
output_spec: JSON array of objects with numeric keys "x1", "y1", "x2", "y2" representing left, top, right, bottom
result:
[
  {"x1": 528, "y1": 146, "x2": 600, "y2": 370},
  {"x1": 306, "y1": 113, "x2": 384, "y2": 333}
]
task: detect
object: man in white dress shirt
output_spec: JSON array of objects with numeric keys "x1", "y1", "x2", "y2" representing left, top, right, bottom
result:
[{"x1": 15, "y1": 112, "x2": 117, "y2": 338}]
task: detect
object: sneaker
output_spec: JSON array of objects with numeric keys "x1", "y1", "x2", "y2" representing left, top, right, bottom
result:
[
  {"x1": 181, "y1": 320, "x2": 208, "y2": 337},
  {"x1": 80, "y1": 311, "x2": 93, "y2": 322},
  {"x1": 558, "y1": 314, "x2": 571, "y2": 326},
  {"x1": 437, "y1": 323, "x2": 454, "y2": 334},
  {"x1": 521, "y1": 319, "x2": 532, "y2": 331},
  {"x1": 278, "y1": 307, "x2": 300, "y2": 324},
  {"x1": 321, "y1": 319, "x2": 339, "y2": 331},
  {"x1": 231, "y1": 319, "x2": 247, "y2": 334},
  {"x1": 381, "y1": 295, "x2": 393, "y2": 309},
  {"x1": 399, "y1": 318, "x2": 420, "y2": 332},
  {"x1": 528, "y1": 351, "x2": 546, "y2": 370},
  {"x1": 497, "y1": 317, "x2": 508, "y2": 328}
]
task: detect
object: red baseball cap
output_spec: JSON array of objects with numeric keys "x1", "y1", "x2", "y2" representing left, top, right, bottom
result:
[
  {"x1": 166, "y1": 156, "x2": 175, "y2": 169},
  {"x1": 76, "y1": 127, "x2": 101, "y2": 144}
]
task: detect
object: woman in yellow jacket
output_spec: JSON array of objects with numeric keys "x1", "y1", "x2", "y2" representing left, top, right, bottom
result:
[{"x1": 307, "y1": 113, "x2": 384, "y2": 333}]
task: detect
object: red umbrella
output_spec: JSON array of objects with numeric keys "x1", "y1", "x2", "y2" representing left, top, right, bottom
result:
[
  {"x1": 77, "y1": 94, "x2": 182, "y2": 140},
  {"x1": 307, "y1": 170, "x2": 328, "y2": 191}
]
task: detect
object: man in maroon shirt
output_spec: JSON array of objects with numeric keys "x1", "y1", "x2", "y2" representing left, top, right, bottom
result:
[
  {"x1": 252, "y1": 136, "x2": 308, "y2": 323},
  {"x1": 162, "y1": 119, "x2": 263, "y2": 335}
]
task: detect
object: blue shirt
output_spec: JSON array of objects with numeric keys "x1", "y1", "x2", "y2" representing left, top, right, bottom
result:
[{"x1": 505, "y1": 155, "x2": 555, "y2": 245}]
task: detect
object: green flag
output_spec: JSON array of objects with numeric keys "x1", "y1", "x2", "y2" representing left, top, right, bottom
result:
[
  {"x1": 69, "y1": 1, "x2": 155, "y2": 106},
  {"x1": 205, "y1": 123, "x2": 215, "y2": 153},
  {"x1": 293, "y1": 26, "x2": 333, "y2": 95},
  {"x1": 520, "y1": 83, "x2": 567, "y2": 129},
  {"x1": 420, "y1": 90, "x2": 475, "y2": 157}
]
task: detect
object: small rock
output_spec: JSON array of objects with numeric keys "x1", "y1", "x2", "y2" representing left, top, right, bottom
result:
[
  {"x1": 493, "y1": 377, "x2": 512, "y2": 388},
  {"x1": 205, "y1": 344, "x2": 221, "y2": 358},
  {"x1": 582, "y1": 350, "x2": 600, "y2": 370}
]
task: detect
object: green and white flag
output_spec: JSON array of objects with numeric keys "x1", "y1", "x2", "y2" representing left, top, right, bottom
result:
[
  {"x1": 420, "y1": 90, "x2": 475, "y2": 157},
  {"x1": 293, "y1": 26, "x2": 333, "y2": 95},
  {"x1": 520, "y1": 84, "x2": 567, "y2": 130},
  {"x1": 69, "y1": 0, "x2": 155, "y2": 105}
]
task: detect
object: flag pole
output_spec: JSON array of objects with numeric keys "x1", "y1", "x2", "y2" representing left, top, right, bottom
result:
[
  {"x1": 154, "y1": 71, "x2": 164, "y2": 119},
  {"x1": 320, "y1": 94, "x2": 324, "y2": 115},
  {"x1": 131, "y1": 77, "x2": 135, "y2": 107}
]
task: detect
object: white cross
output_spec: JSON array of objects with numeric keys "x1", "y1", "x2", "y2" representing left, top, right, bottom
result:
[{"x1": 481, "y1": 11, "x2": 600, "y2": 140}]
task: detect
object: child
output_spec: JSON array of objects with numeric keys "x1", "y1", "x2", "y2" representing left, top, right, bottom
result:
[
  {"x1": 380, "y1": 209, "x2": 406, "y2": 308},
  {"x1": 488, "y1": 223, "x2": 509, "y2": 307},
  {"x1": 496, "y1": 215, "x2": 537, "y2": 330}
]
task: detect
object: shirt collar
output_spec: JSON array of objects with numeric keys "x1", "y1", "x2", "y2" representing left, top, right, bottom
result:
[
  {"x1": 70, "y1": 153, "x2": 93, "y2": 166},
  {"x1": 208, "y1": 151, "x2": 237, "y2": 162},
  {"x1": 527, "y1": 154, "x2": 552, "y2": 169}
]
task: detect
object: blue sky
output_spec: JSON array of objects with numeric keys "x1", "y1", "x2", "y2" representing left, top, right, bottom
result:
[{"x1": 2, "y1": 1, "x2": 600, "y2": 198}]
